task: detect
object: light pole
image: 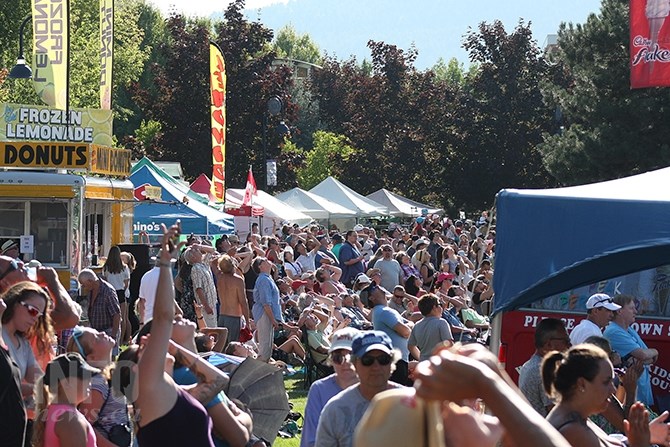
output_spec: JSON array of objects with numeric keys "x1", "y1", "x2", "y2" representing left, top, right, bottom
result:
[
  {"x1": 8, "y1": 15, "x2": 33, "y2": 79},
  {"x1": 263, "y1": 96, "x2": 284, "y2": 191}
]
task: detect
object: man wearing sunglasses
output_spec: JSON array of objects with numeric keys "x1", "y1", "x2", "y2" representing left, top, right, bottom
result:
[
  {"x1": 316, "y1": 330, "x2": 402, "y2": 447},
  {"x1": 569, "y1": 293, "x2": 620, "y2": 345},
  {"x1": 301, "y1": 328, "x2": 360, "y2": 447}
]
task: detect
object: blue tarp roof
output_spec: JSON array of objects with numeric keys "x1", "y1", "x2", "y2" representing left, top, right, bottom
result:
[
  {"x1": 492, "y1": 166, "x2": 670, "y2": 314},
  {"x1": 131, "y1": 165, "x2": 234, "y2": 236}
]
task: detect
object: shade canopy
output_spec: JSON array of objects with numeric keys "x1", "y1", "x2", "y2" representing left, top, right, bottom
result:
[
  {"x1": 309, "y1": 177, "x2": 388, "y2": 217},
  {"x1": 189, "y1": 173, "x2": 215, "y2": 202},
  {"x1": 366, "y1": 188, "x2": 442, "y2": 217},
  {"x1": 131, "y1": 165, "x2": 234, "y2": 236},
  {"x1": 225, "y1": 189, "x2": 313, "y2": 227},
  {"x1": 493, "y1": 166, "x2": 670, "y2": 314},
  {"x1": 275, "y1": 187, "x2": 358, "y2": 220}
]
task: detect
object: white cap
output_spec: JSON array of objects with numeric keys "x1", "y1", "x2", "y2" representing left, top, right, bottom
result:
[
  {"x1": 586, "y1": 293, "x2": 621, "y2": 311},
  {"x1": 353, "y1": 224, "x2": 364, "y2": 232},
  {"x1": 328, "y1": 327, "x2": 360, "y2": 353}
]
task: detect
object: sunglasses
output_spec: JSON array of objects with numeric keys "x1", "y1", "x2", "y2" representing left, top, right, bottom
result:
[
  {"x1": 360, "y1": 353, "x2": 392, "y2": 367},
  {"x1": 20, "y1": 301, "x2": 43, "y2": 318},
  {"x1": 0, "y1": 259, "x2": 21, "y2": 282},
  {"x1": 72, "y1": 327, "x2": 87, "y2": 356},
  {"x1": 330, "y1": 352, "x2": 350, "y2": 365}
]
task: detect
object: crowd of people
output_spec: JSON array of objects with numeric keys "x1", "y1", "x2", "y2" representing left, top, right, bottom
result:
[{"x1": 0, "y1": 211, "x2": 668, "y2": 447}]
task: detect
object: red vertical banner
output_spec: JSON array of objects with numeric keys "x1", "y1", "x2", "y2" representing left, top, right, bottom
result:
[
  {"x1": 210, "y1": 42, "x2": 226, "y2": 202},
  {"x1": 631, "y1": 0, "x2": 670, "y2": 88}
]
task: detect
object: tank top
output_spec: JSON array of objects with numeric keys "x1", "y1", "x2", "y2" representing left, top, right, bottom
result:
[
  {"x1": 44, "y1": 404, "x2": 97, "y2": 447},
  {"x1": 136, "y1": 387, "x2": 214, "y2": 447}
]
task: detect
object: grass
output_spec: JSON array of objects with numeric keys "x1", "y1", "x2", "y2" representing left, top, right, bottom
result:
[{"x1": 274, "y1": 375, "x2": 309, "y2": 447}]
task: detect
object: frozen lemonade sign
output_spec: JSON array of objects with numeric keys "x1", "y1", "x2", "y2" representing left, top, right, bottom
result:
[{"x1": 0, "y1": 103, "x2": 113, "y2": 146}]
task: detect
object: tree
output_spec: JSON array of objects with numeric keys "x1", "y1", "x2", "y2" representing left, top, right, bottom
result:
[
  {"x1": 273, "y1": 24, "x2": 322, "y2": 64},
  {"x1": 449, "y1": 20, "x2": 556, "y2": 208},
  {"x1": 295, "y1": 131, "x2": 357, "y2": 189},
  {"x1": 538, "y1": 0, "x2": 670, "y2": 185}
]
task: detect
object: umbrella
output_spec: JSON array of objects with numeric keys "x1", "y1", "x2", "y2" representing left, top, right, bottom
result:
[{"x1": 226, "y1": 358, "x2": 290, "y2": 443}]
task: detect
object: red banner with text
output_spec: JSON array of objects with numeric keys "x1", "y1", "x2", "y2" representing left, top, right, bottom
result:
[{"x1": 631, "y1": 0, "x2": 670, "y2": 88}]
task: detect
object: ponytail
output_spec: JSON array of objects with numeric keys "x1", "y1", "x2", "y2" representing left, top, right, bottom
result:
[{"x1": 541, "y1": 351, "x2": 564, "y2": 397}]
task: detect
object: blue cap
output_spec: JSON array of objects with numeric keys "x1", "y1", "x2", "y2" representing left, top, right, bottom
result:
[{"x1": 351, "y1": 330, "x2": 393, "y2": 358}]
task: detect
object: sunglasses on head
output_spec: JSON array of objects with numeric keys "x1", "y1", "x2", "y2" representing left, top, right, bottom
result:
[
  {"x1": 360, "y1": 353, "x2": 392, "y2": 366},
  {"x1": 330, "y1": 351, "x2": 350, "y2": 365},
  {"x1": 20, "y1": 301, "x2": 43, "y2": 318},
  {"x1": 0, "y1": 259, "x2": 21, "y2": 282},
  {"x1": 72, "y1": 327, "x2": 87, "y2": 356}
]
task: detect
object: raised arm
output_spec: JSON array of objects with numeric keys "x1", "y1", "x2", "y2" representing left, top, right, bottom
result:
[{"x1": 168, "y1": 340, "x2": 229, "y2": 404}]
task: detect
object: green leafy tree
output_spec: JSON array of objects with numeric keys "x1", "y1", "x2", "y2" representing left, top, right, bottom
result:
[
  {"x1": 273, "y1": 24, "x2": 322, "y2": 64},
  {"x1": 295, "y1": 131, "x2": 357, "y2": 189},
  {"x1": 538, "y1": 0, "x2": 670, "y2": 185}
]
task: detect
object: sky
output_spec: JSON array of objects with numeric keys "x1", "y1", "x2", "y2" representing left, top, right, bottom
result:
[{"x1": 148, "y1": 0, "x2": 604, "y2": 69}]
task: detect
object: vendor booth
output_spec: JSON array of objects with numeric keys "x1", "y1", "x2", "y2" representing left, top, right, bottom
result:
[{"x1": 131, "y1": 165, "x2": 234, "y2": 239}]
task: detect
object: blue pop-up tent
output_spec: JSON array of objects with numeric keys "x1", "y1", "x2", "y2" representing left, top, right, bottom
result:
[
  {"x1": 131, "y1": 165, "x2": 234, "y2": 236},
  {"x1": 492, "y1": 166, "x2": 670, "y2": 314}
]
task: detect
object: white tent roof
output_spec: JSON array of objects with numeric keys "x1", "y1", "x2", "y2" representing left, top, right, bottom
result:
[
  {"x1": 275, "y1": 187, "x2": 358, "y2": 219},
  {"x1": 309, "y1": 177, "x2": 388, "y2": 217},
  {"x1": 366, "y1": 188, "x2": 442, "y2": 217},
  {"x1": 225, "y1": 189, "x2": 313, "y2": 227}
]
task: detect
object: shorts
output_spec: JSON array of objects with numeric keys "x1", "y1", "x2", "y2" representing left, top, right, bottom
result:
[{"x1": 116, "y1": 289, "x2": 127, "y2": 304}]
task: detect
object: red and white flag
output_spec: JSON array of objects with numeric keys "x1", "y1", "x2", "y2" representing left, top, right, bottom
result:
[
  {"x1": 630, "y1": 0, "x2": 670, "y2": 88},
  {"x1": 242, "y1": 167, "x2": 257, "y2": 206}
]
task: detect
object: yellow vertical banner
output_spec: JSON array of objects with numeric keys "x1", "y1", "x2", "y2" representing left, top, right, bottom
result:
[
  {"x1": 32, "y1": 0, "x2": 69, "y2": 110},
  {"x1": 210, "y1": 42, "x2": 226, "y2": 202},
  {"x1": 99, "y1": 0, "x2": 113, "y2": 109}
]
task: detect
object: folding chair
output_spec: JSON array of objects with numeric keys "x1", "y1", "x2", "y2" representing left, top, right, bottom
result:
[{"x1": 300, "y1": 326, "x2": 333, "y2": 389}]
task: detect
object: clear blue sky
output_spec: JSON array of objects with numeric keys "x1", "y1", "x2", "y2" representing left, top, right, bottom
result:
[{"x1": 151, "y1": 0, "x2": 604, "y2": 69}]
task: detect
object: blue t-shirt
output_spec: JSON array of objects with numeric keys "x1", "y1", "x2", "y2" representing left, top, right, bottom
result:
[
  {"x1": 338, "y1": 242, "x2": 364, "y2": 285},
  {"x1": 372, "y1": 305, "x2": 409, "y2": 361},
  {"x1": 300, "y1": 374, "x2": 342, "y2": 447},
  {"x1": 603, "y1": 322, "x2": 654, "y2": 406}
]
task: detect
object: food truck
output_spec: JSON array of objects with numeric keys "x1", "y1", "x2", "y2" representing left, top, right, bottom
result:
[{"x1": 0, "y1": 103, "x2": 134, "y2": 289}]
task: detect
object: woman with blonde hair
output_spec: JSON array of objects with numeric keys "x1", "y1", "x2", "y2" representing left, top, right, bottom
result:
[
  {"x1": 67, "y1": 326, "x2": 131, "y2": 447},
  {"x1": 412, "y1": 249, "x2": 436, "y2": 289}
]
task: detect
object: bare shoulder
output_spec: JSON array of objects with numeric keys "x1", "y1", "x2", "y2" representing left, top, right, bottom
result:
[
  {"x1": 557, "y1": 419, "x2": 603, "y2": 447},
  {"x1": 54, "y1": 409, "x2": 89, "y2": 443}
]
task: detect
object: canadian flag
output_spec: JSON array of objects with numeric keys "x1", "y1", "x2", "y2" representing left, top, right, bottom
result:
[{"x1": 242, "y1": 167, "x2": 257, "y2": 206}]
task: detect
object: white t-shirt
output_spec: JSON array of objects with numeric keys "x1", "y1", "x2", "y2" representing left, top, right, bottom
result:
[
  {"x1": 139, "y1": 266, "x2": 160, "y2": 322},
  {"x1": 569, "y1": 318, "x2": 602, "y2": 345},
  {"x1": 102, "y1": 265, "x2": 130, "y2": 291}
]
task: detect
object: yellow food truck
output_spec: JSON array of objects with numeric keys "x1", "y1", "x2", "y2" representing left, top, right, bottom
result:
[{"x1": 0, "y1": 140, "x2": 134, "y2": 289}]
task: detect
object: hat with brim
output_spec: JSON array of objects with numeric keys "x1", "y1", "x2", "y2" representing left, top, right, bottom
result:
[
  {"x1": 44, "y1": 352, "x2": 100, "y2": 386},
  {"x1": 355, "y1": 273, "x2": 372, "y2": 285},
  {"x1": 351, "y1": 330, "x2": 393, "y2": 358},
  {"x1": 586, "y1": 293, "x2": 621, "y2": 311},
  {"x1": 291, "y1": 280, "x2": 308, "y2": 291},
  {"x1": 1, "y1": 240, "x2": 18, "y2": 254},
  {"x1": 329, "y1": 327, "x2": 361, "y2": 353}
]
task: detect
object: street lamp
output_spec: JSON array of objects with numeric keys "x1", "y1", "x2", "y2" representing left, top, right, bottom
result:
[
  {"x1": 8, "y1": 15, "x2": 33, "y2": 79},
  {"x1": 263, "y1": 96, "x2": 285, "y2": 190}
]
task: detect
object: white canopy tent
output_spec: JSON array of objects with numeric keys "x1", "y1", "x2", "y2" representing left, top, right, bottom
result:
[
  {"x1": 309, "y1": 177, "x2": 389, "y2": 217},
  {"x1": 276, "y1": 187, "x2": 359, "y2": 230},
  {"x1": 225, "y1": 189, "x2": 313, "y2": 237},
  {"x1": 366, "y1": 188, "x2": 442, "y2": 217}
]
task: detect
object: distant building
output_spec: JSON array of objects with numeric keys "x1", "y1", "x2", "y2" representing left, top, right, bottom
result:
[
  {"x1": 271, "y1": 58, "x2": 322, "y2": 83},
  {"x1": 543, "y1": 34, "x2": 559, "y2": 57}
]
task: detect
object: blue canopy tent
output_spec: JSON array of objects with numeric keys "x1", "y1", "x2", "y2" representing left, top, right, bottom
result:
[
  {"x1": 492, "y1": 167, "x2": 670, "y2": 314},
  {"x1": 131, "y1": 165, "x2": 234, "y2": 236}
]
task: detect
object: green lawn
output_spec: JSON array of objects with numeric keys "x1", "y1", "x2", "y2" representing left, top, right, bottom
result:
[{"x1": 274, "y1": 375, "x2": 308, "y2": 447}]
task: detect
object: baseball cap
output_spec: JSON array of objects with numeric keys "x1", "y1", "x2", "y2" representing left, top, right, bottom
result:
[
  {"x1": 328, "y1": 327, "x2": 360, "y2": 353},
  {"x1": 331, "y1": 233, "x2": 343, "y2": 242},
  {"x1": 43, "y1": 353, "x2": 100, "y2": 386},
  {"x1": 1, "y1": 240, "x2": 18, "y2": 255},
  {"x1": 586, "y1": 293, "x2": 621, "y2": 311},
  {"x1": 291, "y1": 280, "x2": 308, "y2": 291},
  {"x1": 351, "y1": 330, "x2": 393, "y2": 358},
  {"x1": 353, "y1": 224, "x2": 364, "y2": 232},
  {"x1": 355, "y1": 273, "x2": 372, "y2": 285},
  {"x1": 436, "y1": 272, "x2": 455, "y2": 284},
  {"x1": 366, "y1": 268, "x2": 381, "y2": 278}
]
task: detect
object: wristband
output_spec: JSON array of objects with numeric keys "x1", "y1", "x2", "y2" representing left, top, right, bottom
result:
[
  {"x1": 197, "y1": 316, "x2": 204, "y2": 320},
  {"x1": 159, "y1": 261, "x2": 171, "y2": 268}
]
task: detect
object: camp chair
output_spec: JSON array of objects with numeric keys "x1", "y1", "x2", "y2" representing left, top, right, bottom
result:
[{"x1": 300, "y1": 326, "x2": 333, "y2": 389}]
